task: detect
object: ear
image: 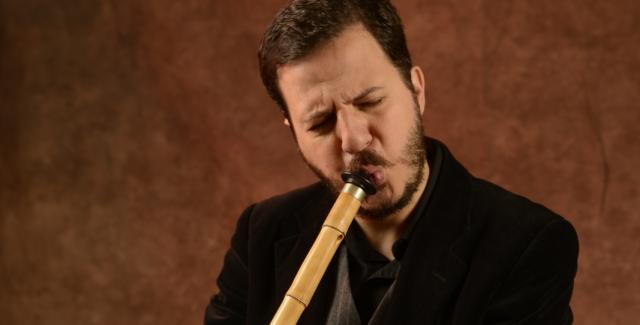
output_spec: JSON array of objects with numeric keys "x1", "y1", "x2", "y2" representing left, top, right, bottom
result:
[
  {"x1": 410, "y1": 66, "x2": 426, "y2": 116},
  {"x1": 283, "y1": 116, "x2": 299, "y2": 141}
]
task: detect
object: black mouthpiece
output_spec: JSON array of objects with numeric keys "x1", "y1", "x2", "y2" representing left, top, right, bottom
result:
[{"x1": 341, "y1": 171, "x2": 377, "y2": 195}]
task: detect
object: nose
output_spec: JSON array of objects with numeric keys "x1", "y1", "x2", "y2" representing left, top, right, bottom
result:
[{"x1": 335, "y1": 108, "x2": 372, "y2": 154}]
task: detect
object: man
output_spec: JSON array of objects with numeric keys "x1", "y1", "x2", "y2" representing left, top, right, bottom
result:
[{"x1": 205, "y1": 0, "x2": 578, "y2": 324}]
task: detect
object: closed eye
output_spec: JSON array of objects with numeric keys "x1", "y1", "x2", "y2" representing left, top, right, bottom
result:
[
  {"x1": 308, "y1": 113, "x2": 336, "y2": 134},
  {"x1": 356, "y1": 97, "x2": 384, "y2": 109}
]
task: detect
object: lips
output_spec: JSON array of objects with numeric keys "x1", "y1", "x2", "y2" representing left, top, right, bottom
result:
[{"x1": 358, "y1": 166, "x2": 386, "y2": 188}]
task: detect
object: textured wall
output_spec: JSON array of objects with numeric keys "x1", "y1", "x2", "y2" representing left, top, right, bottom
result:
[{"x1": 1, "y1": 0, "x2": 638, "y2": 324}]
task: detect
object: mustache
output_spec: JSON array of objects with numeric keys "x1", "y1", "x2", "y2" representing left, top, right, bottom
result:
[{"x1": 346, "y1": 150, "x2": 392, "y2": 172}]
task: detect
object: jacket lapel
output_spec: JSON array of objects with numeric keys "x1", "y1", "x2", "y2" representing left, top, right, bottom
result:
[{"x1": 381, "y1": 142, "x2": 475, "y2": 324}]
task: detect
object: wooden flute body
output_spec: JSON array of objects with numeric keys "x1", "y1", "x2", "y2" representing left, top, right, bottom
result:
[{"x1": 270, "y1": 181, "x2": 371, "y2": 325}]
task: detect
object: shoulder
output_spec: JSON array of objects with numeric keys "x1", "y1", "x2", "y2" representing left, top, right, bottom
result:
[
  {"x1": 460, "y1": 178, "x2": 579, "y2": 322},
  {"x1": 464, "y1": 177, "x2": 578, "y2": 273},
  {"x1": 469, "y1": 177, "x2": 576, "y2": 240},
  {"x1": 249, "y1": 182, "x2": 329, "y2": 221},
  {"x1": 236, "y1": 182, "x2": 332, "y2": 239}
]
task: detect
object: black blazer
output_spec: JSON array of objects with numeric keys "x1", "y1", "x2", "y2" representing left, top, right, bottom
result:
[{"x1": 205, "y1": 141, "x2": 578, "y2": 324}]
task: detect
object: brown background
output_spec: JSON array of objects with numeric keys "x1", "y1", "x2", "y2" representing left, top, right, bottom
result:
[{"x1": 1, "y1": 0, "x2": 638, "y2": 324}]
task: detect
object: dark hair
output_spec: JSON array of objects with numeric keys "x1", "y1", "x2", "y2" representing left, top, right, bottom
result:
[{"x1": 258, "y1": 0, "x2": 414, "y2": 117}]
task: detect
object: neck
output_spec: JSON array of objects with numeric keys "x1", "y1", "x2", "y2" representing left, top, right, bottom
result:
[{"x1": 354, "y1": 161, "x2": 430, "y2": 260}]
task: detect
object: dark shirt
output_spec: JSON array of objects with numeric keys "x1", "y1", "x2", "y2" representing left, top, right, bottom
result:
[{"x1": 345, "y1": 138, "x2": 443, "y2": 323}]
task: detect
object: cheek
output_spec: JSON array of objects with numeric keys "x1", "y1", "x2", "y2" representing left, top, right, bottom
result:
[
  {"x1": 377, "y1": 110, "x2": 413, "y2": 156},
  {"x1": 299, "y1": 137, "x2": 342, "y2": 171}
]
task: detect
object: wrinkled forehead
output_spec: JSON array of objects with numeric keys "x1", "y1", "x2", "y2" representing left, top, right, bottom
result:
[{"x1": 276, "y1": 24, "x2": 399, "y2": 114}]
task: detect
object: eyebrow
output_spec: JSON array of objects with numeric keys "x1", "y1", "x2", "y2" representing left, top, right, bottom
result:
[
  {"x1": 349, "y1": 86, "x2": 382, "y2": 104},
  {"x1": 304, "y1": 105, "x2": 332, "y2": 124}
]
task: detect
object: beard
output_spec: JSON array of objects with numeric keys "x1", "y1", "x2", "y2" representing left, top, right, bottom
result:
[{"x1": 300, "y1": 108, "x2": 427, "y2": 220}]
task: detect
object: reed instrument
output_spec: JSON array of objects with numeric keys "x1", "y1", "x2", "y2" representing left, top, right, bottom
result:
[{"x1": 270, "y1": 171, "x2": 376, "y2": 325}]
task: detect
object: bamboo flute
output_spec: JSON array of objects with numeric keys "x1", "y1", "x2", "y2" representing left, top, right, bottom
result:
[{"x1": 270, "y1": 172, "x2": 376, "y2": 325}]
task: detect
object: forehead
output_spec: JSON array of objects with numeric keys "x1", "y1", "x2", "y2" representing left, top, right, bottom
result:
[{"x1": 277, "y1": 24, "x2": 401, "y2": 113}]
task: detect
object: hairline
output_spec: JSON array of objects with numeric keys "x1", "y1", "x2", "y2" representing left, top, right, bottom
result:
[{"x1": 275, "y1": 22, "x2": 415, "y2": 120}]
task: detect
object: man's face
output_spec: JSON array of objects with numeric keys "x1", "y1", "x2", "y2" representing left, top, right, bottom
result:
[{"x1": 277, "y1": 24, "x2": 427, "y2": 219}]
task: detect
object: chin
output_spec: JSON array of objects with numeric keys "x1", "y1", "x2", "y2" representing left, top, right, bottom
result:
[{"x1": 358, "y1": 196, "x2": 396, "y2": 219}]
